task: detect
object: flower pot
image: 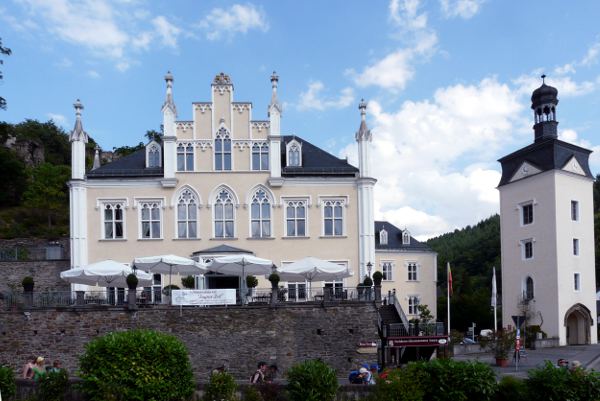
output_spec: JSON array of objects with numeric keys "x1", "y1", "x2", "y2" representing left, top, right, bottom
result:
[{"x1": 495, "y1": 357, "x2": 509, "y2": 367}]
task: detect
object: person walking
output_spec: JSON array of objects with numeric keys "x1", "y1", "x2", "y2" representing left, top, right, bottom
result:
[{"x1": 250, "y1": 361, "x2": 267, "y2": 384}]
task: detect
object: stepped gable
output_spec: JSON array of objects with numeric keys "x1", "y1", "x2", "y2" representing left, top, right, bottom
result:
[
  {"x1": 281, "y1": 135, "x2": 358, "y2": 177},
  {"x1": 86, "y1": 148, "x2": 163, "y2": 178},
  {"x1": 374, "y1": 220, "x2": 431, "y2": 251}
]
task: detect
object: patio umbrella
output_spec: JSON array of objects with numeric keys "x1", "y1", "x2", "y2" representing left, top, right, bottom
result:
[
  {"x1": 276, "y1": 257, "x2": 352, "y2": 298},
  {"x1": 207, "y1": 254, "x2": 273, "y2": 304},
  {"x1": 133, "y1": 254, "x2": 208, "y2": 303},
  {"x1": 60, "y1": 260, "x2": 153, "y2": 288}
]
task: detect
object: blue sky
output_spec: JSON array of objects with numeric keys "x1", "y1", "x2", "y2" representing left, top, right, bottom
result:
[{"x1": 2, "y1": 0, "x2": 600, "y2": 238}]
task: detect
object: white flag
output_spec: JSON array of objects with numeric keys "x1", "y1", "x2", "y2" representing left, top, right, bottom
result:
[{"x1": 491, "y1": 266, "x2": 497, "y2": 307}]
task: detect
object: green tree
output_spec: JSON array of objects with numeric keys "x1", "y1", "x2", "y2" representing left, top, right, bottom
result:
[
  {"x1": 0, "y1": 37, "x2": 11, "y2": 110},
  {"x1": 0, "y1": 147, "x2": 27, "y2": 206},
  {"x1": 23, "y1": 163, "x2": 70, "y2": 228},
  {"x1": 12, "y1": 119, "x2": 70, "y2": 165}
]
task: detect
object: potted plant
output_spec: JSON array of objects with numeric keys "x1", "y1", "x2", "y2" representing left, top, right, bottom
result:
[
  {"x1": 246, "y1": 275, "x2": 258, "y2": 296},
  {"x1": 363, "y1": 275, "x2": 373, "y2": 287},
  {"x1": 484, "y1": 328, "x2": 515, "y2": 367},
  {"x1": 22, "y1": 276, "x2": 34, "y2": 292},
  {"x1": 372, "y1": 271, "x2": 383, "y2": 286},
  {"x1": 268, "y1": 273, "x2": 280, "y2": 289},
  {"x1": 126, "y1": 273, "x2": 138, "y2": 290},
  {"x1": 181, "y1": 275, "x2": 195, "y2": 289}
]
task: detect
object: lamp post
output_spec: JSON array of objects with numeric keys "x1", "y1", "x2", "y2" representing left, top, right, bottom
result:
[{"x1": 367, "y1": 262, "x2": 372, "y2": 278}]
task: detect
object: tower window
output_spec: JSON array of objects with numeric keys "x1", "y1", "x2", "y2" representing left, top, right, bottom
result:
[
  {"x1": 574, "y1": 273, "x2": 581, "y2": 291},
  {"x1": 573, "y1": 238, "x2": 579, "y2": 256},
  {"x1": 522, "y1": 203, "x2": 533, "y2": 225},
  {"x1": 215, "y1": 128, "x2": 232, "y2": 171},
  {"x1": 525, "y1": 276, "x2": 534, "y2": 300},
  {"x1": 521, "y1": 239, "x2": 534, "y2": 260},
  {"x1": 571, "y1": 200, "x2": 579, "y2": 221}
]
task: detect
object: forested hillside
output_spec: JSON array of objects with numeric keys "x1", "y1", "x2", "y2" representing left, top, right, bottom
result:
[{"x1": 428, "y1": 175, "x2": 600, "y2": 332}]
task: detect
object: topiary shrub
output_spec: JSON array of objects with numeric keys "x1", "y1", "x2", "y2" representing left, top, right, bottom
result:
[
  {"x1": 38, "y1": 369, "x2": 69, "y2": 401},
  {"x1": 495, "y1": 375, "x2": 527, "y2": 401},
  {"x1": 79, "y1": 329, "x2": 194, "y2": 401},
  {"x1": 372, "y1": 271, "x2": 383, "y2": 286},
  {"x1": 362, "y1": 275, "x2": 373, "y2": 287},
  {"x1": 286, "y1": 359, "x2": 338, "y2": 401},
  {"x1": 370, "y1": 367, "x2": 425, "y2": 401},
  {"x1": 181, "y1": 275, "x2": 195, "y2": 289},
  {"x1": 268, "y1": 273, "x2": 280, "y2": 288},
  {"x1": 246, "y1": 275, "x2": 258, "y2": 289},
  {"x1": 526, "y1": 361, "x2": 600, "y2": 401},
  {"x1": 162, "y1": 284, "x2": 180, "y2": 296},
  {"x1": 0, "y1": 365, "x2": 16, "y2": 400},
  {"x1": 403, "y1": 359, "x2": 496, "y2": 401},
  {"x1": 126, "y1": 273, "x2": 138, "y2": 290},
  {"x1": 202, "y1": 371, "x2": 238, "y2": 401}
]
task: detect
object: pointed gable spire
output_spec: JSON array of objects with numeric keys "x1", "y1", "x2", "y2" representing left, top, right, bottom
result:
[
  {"x1": 92, "y1": 145, "x2": 101, "y2": 170},
  {"x1": 269, "y1": 71, "x2": 282, "y2": 114},
  {"x1": 355, "y1": 99, "x2": 372, "y2": 142},
  {"x1": 70, "y1": 99, "x2": 88, "y2": 143},
  {"x1": 161, "y1": 71, "x2": 177, "y2": 116}
]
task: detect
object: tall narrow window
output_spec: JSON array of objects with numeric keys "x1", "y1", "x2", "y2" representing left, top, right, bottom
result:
[
  {"x1": 382, "y1": 262, "x2": 393, "y2": 281},
  {"x1": 523, "y1": 240, "x2": 533, "y2": 259},
  {"x1": 214, "y1": 190, "x2": 234, "y2": 238},
  {"x1": 573, "y1": 238, "x2": 579, "y2": 256},
  {"x1": 148, "y1": 144, "x2": 161, "y2": 167},
  {"x1": 408, "y1": 296, "x2": 420, "y2": 315},
  {"x1": 571, "y1": 200, "x2": 579, "y2": 221},
  {"x1": 286, "y1": 200, "x2": 306, "y2": 237},
  {"x1": 251, "y1": 189, "x2": 271, "y2": 238},
  {"x1": 574, "y1": 273, "x2": 581, "y2": 291},
  {"x1": 252, "y1": 143, "x2": 269, "y2": 171},
  {"x1": 402, "y1": 230, "x2": 410, "y2": 245},
  {"x1": 525, "y1": 276, "x2": 534, "y2": 300},
  {"x1": 103, "y1": 203, "x2": 124, "y2": 239},
  {"x1": 522, "y1": 203, "x2": 533, "y2": 225},
  {"x1": 407, "y1": 262, "x2": 418, "y2": 281},
  {"x1": 140, "y1": 202, "x2": 161, "y2": 239},
  {"x1": 177, "y1": 189, "x2": 197, "y2": 239},
  {"x1": 215, "y1": 129, "x2": 232, "y2": 171},
  {"x1": 323, "y1": 200, "x2": 344, "y2": 236},
  {"x1": 289, "y1": 143, "x2": 300, "y2": 166},
  {"x1": 177, "y1": 143, "x2": 194, "y2": 171},
  {"x1": 380, "y1": 229, "x2": 388, "y2": 245}
]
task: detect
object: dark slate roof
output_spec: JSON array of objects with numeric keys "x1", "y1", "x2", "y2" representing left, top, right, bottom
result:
[
  {"x1": 87, "y1": 149, "x2": 163, "y2": 178},
  {"x1": 497, "y1": 138, "x2": 593, "y2": 187},
  {"x1": 374, "y1": 221, "x2": 433, "y2": 252},
  {"x1": 281, "y1": 135, "x2": 358, "y2": 177},
  {"x1": 192, "y1": 244, "x2": 253, "y2": 256}
]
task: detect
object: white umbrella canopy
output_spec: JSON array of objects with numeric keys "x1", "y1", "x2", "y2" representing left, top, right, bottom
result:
[
  {"x1": 132, "y1": 254, "x2": 208, "y2": 275},
  {"x1": 60, "y1": 260, "x2": 153, "y2": 287},
  {"x1": 277, "y1": 257, "x2": 351, "y2": 282},
  {"x1": 207, "y1": 254, "x2": 273, "y2": 304}
]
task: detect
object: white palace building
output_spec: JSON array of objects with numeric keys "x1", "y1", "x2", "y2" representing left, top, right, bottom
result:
[{"x1": 67, "y1": 72, "x2": 437, "y2": 318}]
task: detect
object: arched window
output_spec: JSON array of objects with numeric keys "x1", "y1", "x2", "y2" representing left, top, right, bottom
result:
[
  {"x1": 103, "y1": 203, "x2": 124, "y2": 239},
  {"x1": 288, "y1": 143, "x2": 300, "y2": 166},
  {"x1": 177, "y1": 189, "x2": 197, "y2": 238},
  {"x1": 285, "y1": 200, "x2": 307, "y2": 237},
  {"x1": 252, "y1": 143, "x2": 269, "y2": 171},
  {"x1": 146, "y1": 142, "x2": 161, "y2": 168},
  {"x1": 402, "y1": 230, "x2": 411, "y2": 245},
  {"x1": 140, "y1": 201, "x2": 161, "y2": 239},
  {"x1": 177, "y1": 143, "x2": 194, "y2": 171},
  {"x1": 214, "y1": 189, "x2": 234, "y2": 238},
  {"x1": 323, "y1": 200, "x2": 344, "y2": 236},
  {"x1": 380, "y1": 228, "x2": 388, "y2": 245},
  {"x1": 525, "y1": 276, "x2": 534, "y2": 300},
  {"x1": 215, "y1": 128, "x2": 232, "y2": 171},
  {"x1": 250, "y1": 189, "x2": 271, "y2": 238}
]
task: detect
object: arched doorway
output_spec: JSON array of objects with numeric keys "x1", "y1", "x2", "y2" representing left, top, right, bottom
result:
[{"x1": 564, "y1": 304, "x2": 592, "y2": 345}]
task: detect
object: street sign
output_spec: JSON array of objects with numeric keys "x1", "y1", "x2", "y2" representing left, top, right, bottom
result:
[{"x1": 511, "y1": 315, "x2": 525, "y2": 328}]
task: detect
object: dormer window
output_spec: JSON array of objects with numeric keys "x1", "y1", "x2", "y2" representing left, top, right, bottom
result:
[
  {"x1": 380, "y1": 228, "x2": 388, "y2": 245},
  {"x1": 146, "y1": 141, "x2": 162, "y2": 168},
  {"x1": 402, "y1": 229, "x2": 410, "y2": 245},
  {"x1": 286, "y1": 140, "x2": 302, "y2": 167}
]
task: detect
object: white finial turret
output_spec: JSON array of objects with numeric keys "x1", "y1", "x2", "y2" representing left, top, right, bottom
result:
[
  {"x1": 269, "y1": 71, "x2": 282, "y2": 116},
  {"x1": 268, "y1": 71, "x2": 283, "y2": 185},
  {"x1": 355, "y1": 99, "x2": 371, "y2": 142},
  {"x1": 162, "y1": 71, "x2": 177, "y2": 116},
  {"x1": 70, "y1": 99, "x2": 88, "y2": 180},
  {"x1": 92, "y1": 145, "x2": 101, "y2": 170},
  {"x1": 70, "y1": 99, "x2": 88, "y2": 143}
]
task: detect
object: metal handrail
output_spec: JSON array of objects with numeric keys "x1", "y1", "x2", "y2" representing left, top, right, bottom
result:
[
  {"x1": 386, "y1": 322, "x2": 445, "y2": 337},
  {"x1": 391, "y1": 289, "x2": 409, "y2": 329}
]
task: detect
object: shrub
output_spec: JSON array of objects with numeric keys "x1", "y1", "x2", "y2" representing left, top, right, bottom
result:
[
  {"x1": 268, "y1": 273, "x2": 280, "y2": 287},
  {"x1": 246, "y1": 275, "x2": 258, "y2": 289},
  {"x1": 372, "y1": 271, "x2": 383, "y2": 286},
  {"x1": 37, "y1": 369, "x2": 69, "y2": 401},
  {"x1": 362, "y1": 275, "x2": 373, "y2": 287},
  {"x1": 242, "y1": 385, "x2": 264, "y2": 401},
  {"x1": 526, "y1": 361, "x2": 600, "y2": 401},
  {"x1": 0, "y1": 365, "x2": 16, "y2": 399},
  {"x1": 79, "y1": 329, "x2": 194, "y2": 401},
  {"x1": 495, "y1": 376, "x2": 527, "y2": 401},
  {"x1": 181, "y1": 275, "x2": 195, "y2": 289},
  {"x1": 126, "y1": 273, "x2": 138, "y2": 289},
  {"x1": 286, "y1": 359, "x2": 338, "y2": 401},
  {"x1": 404, "y1": 359, "x2": 496, "y2": 401},
  {"x1": 22, "y1": 276, "x2": 34, "y2": 286},
  {"x1": 162, "y1": 284, "x2": 180, "y2": 296},
  {"x1": 202, "y1": 371, "x2": 238, "y2": 401},
  {"x1": 370, "y1": 368, "x2": 425, "y2": 401}
]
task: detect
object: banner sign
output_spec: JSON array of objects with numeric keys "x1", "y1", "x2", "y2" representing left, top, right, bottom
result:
[
  {"x1": 171, "y1": 289, "x2": 236, "y2": 306},
  {"x1": 388, "y1": 337, "x2": 447, "y2": 347}
]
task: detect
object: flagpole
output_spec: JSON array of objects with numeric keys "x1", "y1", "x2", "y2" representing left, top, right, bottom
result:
[
  {"x1": 447, "y1": 262, "x2": 451, "y2": 337},
  {"x1": 492, "y1": 266, "x2": 498, "y2": 333}
]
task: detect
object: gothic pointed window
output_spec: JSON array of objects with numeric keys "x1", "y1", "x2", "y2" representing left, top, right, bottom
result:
[
  {"x1": 286, "y1": 140, "x2": 302, "y2": 167},
  {"x1": 252, "y1": 142, "x2": 269, "y2": 171},
  {"x1": 380, "y1": 228, "x2": 388, "y2": 245},
  {"x1": 177, "y1": 189, "x2": 198, "y2": 239},
  {"x1": 146, "y1": 142, "x2": 161, "y2": 168},
  {"x1": 402, "y1": 230, "x2": 411, "y2": 245},
  {"x1": 103, "y1": 203, "x2": 124, "y2": 239},
  {"x1": 214, "y1": 189, "x2": 234, "y2": 238},
  {"x1": 139, "y1": 201, "x2": 162, "y2": 239},
  {"x1": 525, "y1": 277, "x2": 534, "y2": 300},
  {"x1": 323, "y1": 199, "x2": 344, "y2": 236},
  {"x1": 215, "y1": 128, "x2": 232, "y2": 171},
  {"x1": 285, "y1": 200, "x2": 307, "y2": 237},
  {"x1": 177, "y1": 143, "x2": 194, "y2": 171},
  {"x1": 251, "y1": 189, "x2": 271, "y2": 238}
]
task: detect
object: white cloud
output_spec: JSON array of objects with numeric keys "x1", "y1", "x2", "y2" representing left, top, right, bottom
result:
[
  {"x1": 152, "y1": 16, "x2": 181, "y2": 48},
  {"x1": 559, "y1": 129, "x2": 600, "y2": 171},
  {"x1": 87, "y1": 70, "x2": 101, "y2": 79},
  {"x1": 341, "y1": 77, "x2": 522, "y2": 238},
  {"x1": 198, "y1": 3, "x2": 268, "y2": 41},
  {"x1": 581, "y1": 41, "x2": 600, "y2": 66},
  {"x1": 389, "y1": 0, "x2": 428, "y2": 31},
  {"x1": 46, "y1": 113, "x2": 67, "y2": 126},
  {"x1": 440, "y1": 0, "x2": 484, "y2": 19},
  {"x1": 297, "y1": 81, "x2": 355, "y2": 111},
  {"x1": 513, "y1": 73, "x2": 597, "y2": 98}
]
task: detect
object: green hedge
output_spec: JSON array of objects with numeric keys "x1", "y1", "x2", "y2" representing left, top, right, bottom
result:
[
  {"x1": 79, "y1": 329, "x2": 194, "y2": 401},
  {"x1": 202, "y1": 371, "x2": 238, "y2": 401},
  {"x1": 0, "y1": 365, "x2": 16, "y2": 399},
  {"x1": 526, "y1": 361, "x2": 600, "y2": 401},
  {"x1": 286, "y1": 359, "x2": 338, "y2": 401}
]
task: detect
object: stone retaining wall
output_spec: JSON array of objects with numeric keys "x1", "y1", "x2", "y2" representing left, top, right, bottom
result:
[
  {"x1": 0, "y1": 260, "x2": 70, "y2": 294},
  {"x1": 0, "y1": 303, "x2": 379, "y2": 380}
]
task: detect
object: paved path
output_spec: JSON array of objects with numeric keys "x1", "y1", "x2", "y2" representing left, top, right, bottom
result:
[{"x1": 453, "y1": 344, "x2": 600, "y2": 378}]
